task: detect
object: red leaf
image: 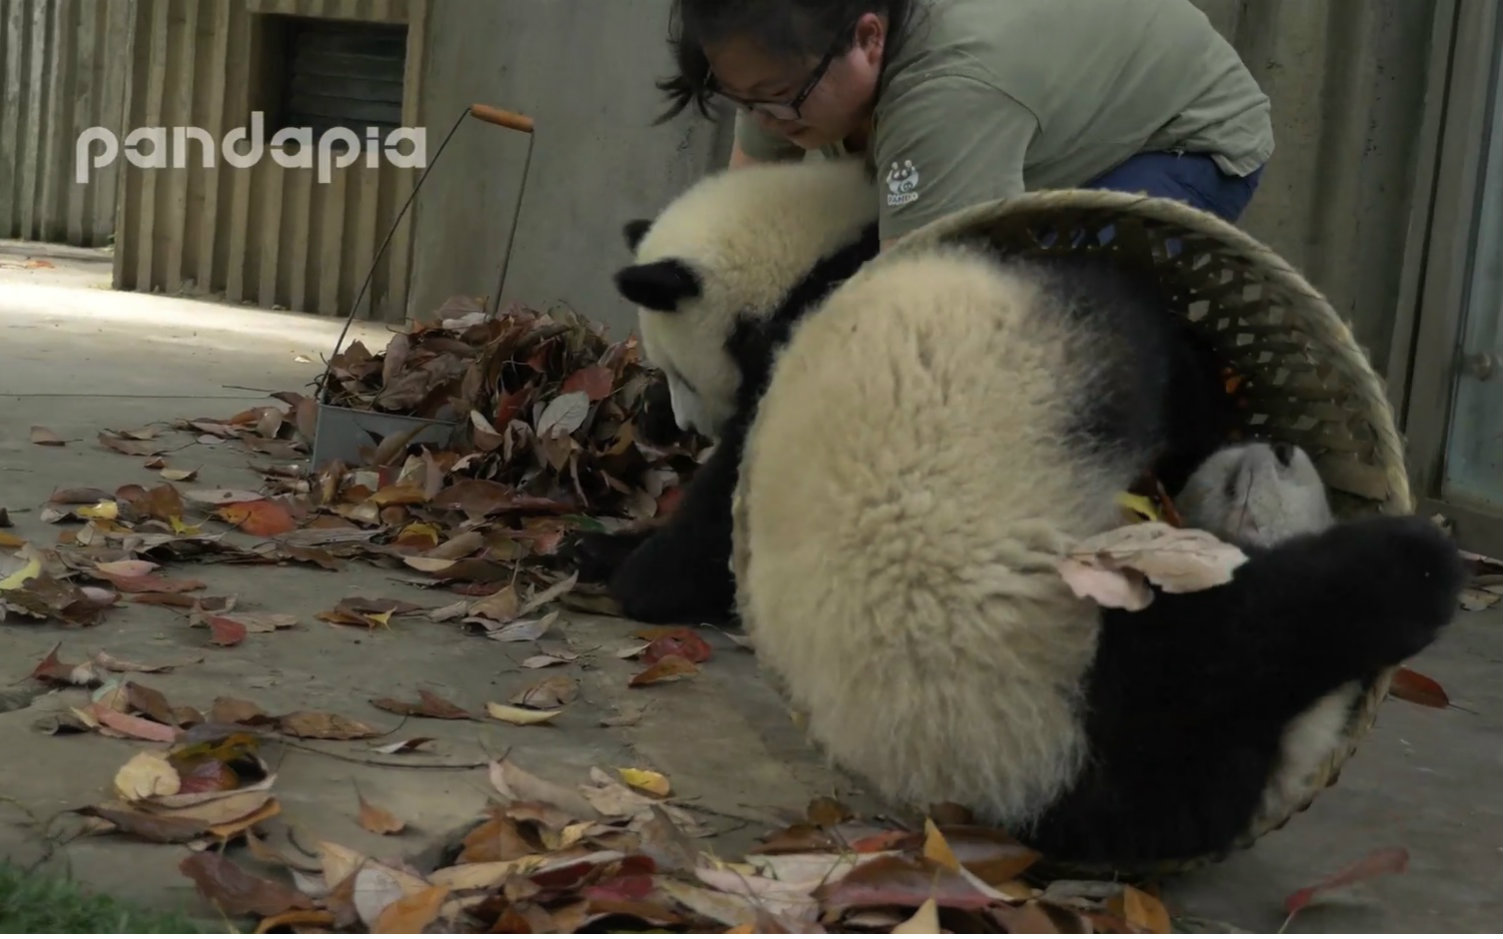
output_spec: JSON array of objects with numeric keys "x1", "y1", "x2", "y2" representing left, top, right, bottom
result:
[
  {"x1": 216, "y1": 499, "x2": 297, "y2": 537},
  {"x1": 641, "y1": 628, "x2": 713, "y2": 665},
  {"x1": 1284, "y1": 847, "x2": 1410, "y2": 916},
  {"x1": 207, "y1": 615, "x2": 248, "y2": 647},
  {"x1": 562, "y1": 365, "x2": 615, "y2": 402},
  {"x1": 178, "y1": 852, "x2": 315, "y2": 918},
  {"x1": 656, "y1": 487, "x2": 685, "y2": 517},
  {"x1": 1389, "y1": 667, "x2": 1449, "y2": 709},
  {"x1": 814, "y1": 855, "x2": 997, "y2": 912}
]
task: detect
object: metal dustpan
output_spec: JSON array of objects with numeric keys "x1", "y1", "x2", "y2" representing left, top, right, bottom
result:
[
  {"x1": 306, "y1": 102, "x2": 537, "y2": 473},
  {"x1": 309, "y1": 402, "x2": 460, "y2": 471}
]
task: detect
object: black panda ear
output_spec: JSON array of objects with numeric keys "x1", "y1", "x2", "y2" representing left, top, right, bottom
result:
[
  {"x1": 622, "y1": 219, "x2": 653, "y2": 252},
  {"x1": 614, "y1": 259, "x2": 702, "y2": 312}
]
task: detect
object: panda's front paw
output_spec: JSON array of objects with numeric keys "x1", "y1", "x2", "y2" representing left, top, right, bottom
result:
[
  {"x1": 567, "y1": 529, "x2": 652, "y2": 585},
  {"x1": 607, "y1": 532, "x2": 736, "y2": 625}
]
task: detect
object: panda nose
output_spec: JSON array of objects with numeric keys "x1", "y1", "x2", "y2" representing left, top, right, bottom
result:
[{"x1": 1272, "y1": 441, "x2": 1295, "y2": 466}]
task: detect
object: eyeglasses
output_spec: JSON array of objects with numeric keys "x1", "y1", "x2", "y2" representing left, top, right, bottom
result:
[{"x1": 703, "y1": 19, "x2": 857, "y2": 121}]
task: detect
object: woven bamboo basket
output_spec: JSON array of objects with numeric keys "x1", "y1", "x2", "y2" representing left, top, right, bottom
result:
[{"x1": 730, "y1": 187, "x2": 1414, "y2": 879}]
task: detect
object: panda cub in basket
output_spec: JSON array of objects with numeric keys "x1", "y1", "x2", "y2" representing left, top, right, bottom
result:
[
  {"x1": 578, "y1": 157, "x2": 1234, "y2": 625},
  {"x1": 730, "y1": 239, "x2": 1467, "y2": 867},
  {"x1": 1175, "y1": 440, "x2": 1374, "y2": 833}
]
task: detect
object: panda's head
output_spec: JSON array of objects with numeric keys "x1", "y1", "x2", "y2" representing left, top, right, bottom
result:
[
  {"x1": 1177, "y1": 441, "x2": 1335, "y2": 547},
  {"x1": 613, "y1": 158, "x2": 877, "y2": 437}
]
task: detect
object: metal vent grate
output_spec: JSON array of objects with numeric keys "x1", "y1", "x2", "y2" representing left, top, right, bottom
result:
[{"x1": 281, "y1": 18, "x2": 408, "y2": 137}]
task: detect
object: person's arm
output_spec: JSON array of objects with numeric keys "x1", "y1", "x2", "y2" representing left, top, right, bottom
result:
[{"x1": 871, "y1": 74, "x2": 1041, "y2": 249}]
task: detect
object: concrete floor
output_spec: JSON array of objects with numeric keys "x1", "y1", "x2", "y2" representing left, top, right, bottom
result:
[{"x1": 1, "y1": 243, "x2": 1499, "y2": 932}]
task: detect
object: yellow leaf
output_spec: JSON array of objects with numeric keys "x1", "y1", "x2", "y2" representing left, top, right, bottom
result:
[
  {"x1": 77, "y1": 500, "x2": 119, "y2": 520},
  {"x1": 0, "y1": 551, "x2": 42, "y2": 591},
  {"x1": 893, "y1": 898, "x2": 941, "y2": 933},
  {"x1": 1107, "y1": 885, "x2": 1172, "y2": 934},
  {"x1": 1116, "y1": 491, "x2": 1161, "y2": 523},
  {"x1": 113, "y1": 750, "x2": 181, "y2": 802},
  {"x1": 922, "y1": 818, "x2": 961, "y2": 872},
  {"x1": 168, "y1": 515, "x2": 202, "y2": 535},
  {"x1": 0, "y1": 533, "x2": 25, "y2": 549},
  {"x1": 617, "y1": 767, "x2": 672, "y2": 797},
  {"x1": 484, "y1": 702, "x2": 562, "y2": 725}
]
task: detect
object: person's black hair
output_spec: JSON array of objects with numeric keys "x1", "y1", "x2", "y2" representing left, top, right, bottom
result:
[{"x1": 652, "y1": 0, "x2": 916, "y2": 124}]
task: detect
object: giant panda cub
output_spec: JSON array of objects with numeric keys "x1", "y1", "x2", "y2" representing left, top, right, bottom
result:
[
  {"x1": 732, "y1": 237, "x2": 1466, "y2": 865},
  {"x1": 574, "y1": 158, "x2": 882, "y2": 624},
  {"x1": 579, "y1": 157, "x2": 1235, "y2": 626}
]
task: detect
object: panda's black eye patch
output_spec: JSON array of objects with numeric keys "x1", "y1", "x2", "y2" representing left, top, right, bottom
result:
[{"x1": 614, "y1": 259, "x2": 702, "y2": 312}]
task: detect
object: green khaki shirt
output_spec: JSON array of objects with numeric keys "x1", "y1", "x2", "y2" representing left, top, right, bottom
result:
[{"x1": 735, "y1": 0, "x2": 1274, "y2": 240}]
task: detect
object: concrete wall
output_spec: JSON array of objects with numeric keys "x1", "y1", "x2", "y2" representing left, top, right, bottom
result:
[
  {"x1": 1191, "y1": 0, "x2": 1440, "y2": 378},
  {"x1": 0, "y1": 0, "x2": 130, "y2": 246},
  {"x1": 111, "y1": 0, "x2": 429, "y2": 322},
  {"x1": 405, "y1": 0, "x2": 730, "y2": 335}
]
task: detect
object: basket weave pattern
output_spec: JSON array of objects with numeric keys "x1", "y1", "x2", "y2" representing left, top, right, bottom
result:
[{"x1": 736, "y1": 188, "x2": 1415, "y2": 877}]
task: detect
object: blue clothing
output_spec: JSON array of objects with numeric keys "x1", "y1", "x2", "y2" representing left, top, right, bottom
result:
[{"x1": 1082, "y1": 150, "x2": 1264, "y2": 223}]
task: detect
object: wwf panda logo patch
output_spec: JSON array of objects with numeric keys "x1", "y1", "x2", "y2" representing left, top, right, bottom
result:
[{"x1": 886, "y1": 160, "x2": 920, "y2": 207}]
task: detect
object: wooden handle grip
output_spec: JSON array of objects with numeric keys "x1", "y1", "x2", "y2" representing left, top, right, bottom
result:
[{"x1": 469, "y1": 104, "x2": 535, "y2": 134}]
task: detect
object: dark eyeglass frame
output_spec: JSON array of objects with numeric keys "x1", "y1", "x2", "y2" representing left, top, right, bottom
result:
[{"x1": 702, "y1": 17, "x2": 859, "y2": 121}]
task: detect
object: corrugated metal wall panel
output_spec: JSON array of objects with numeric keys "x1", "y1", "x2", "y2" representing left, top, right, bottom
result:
[
  {"x1": 111, "y1": 0, "x2": 424, "y2": 321},
  {"x1": 0, "y1": 0, "x2": 130, "y2": 246},
  {"x1": 1193, "y1": 0, "x2": 1439, "y2": 380}
]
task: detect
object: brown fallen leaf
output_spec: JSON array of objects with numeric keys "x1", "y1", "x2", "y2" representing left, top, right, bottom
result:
[
  {"x1": 30, "y1": 426, "x2": 67, "y2": 446},
  {"x1": 99, "y1": 432, "x2": 167, "y2": 456},
  {"x1": 98, "y1": 572, "x2": 206, "y2": 594},
  {"x1": 217, "y1": 500, "x2": 298, "y2": 537},
  {"x1": 179, "y1": 851, "x2": 316, "y2": 918},
  {"x1": 254, "y1": 909, "x2": 337, "y2": 933},
  {"x1": 522, "y1": 652, "x2": 579, "y2": 668},
  {"x1": 369, "y1": 689, "x2": 474, "y2": 720},
  {"x1": 893, "y1": 897, "x2": 941, "y2": 934},
  {"x1": 78, "y1": 804, "x2": 208, "y2": 843},
  {"x1": 1283, "y1": 846, "x2": 1409, "y2": 924},
  {"x1": 1388, "y1": 667, "x2": 1450, "y2": 709},
  {"x1": 356, "y1": 791, "x2": 406, "y2": 835},
  {"x1": 510, "y1": 675, "x2": 579, "y2": 709},
  {"x1": 485, "y1": 612, "x2": 559, "y2": 642},
  {"x1": 372, "y1": 884, "x2": 448, "y2": 933},
  {"x1": 276, "y1": 711, "x2": 381, "y2": 740},
  {"x1": 628, "y1": 654, "x2": 699, "y2": 688},
  {"x1": 29, "y1": 643, "x2": 101, "y2": 687}
]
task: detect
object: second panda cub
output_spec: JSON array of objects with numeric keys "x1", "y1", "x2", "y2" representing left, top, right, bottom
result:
[{"x1": 1174, "y1": 439, "x2": 1365, "y2": 821}]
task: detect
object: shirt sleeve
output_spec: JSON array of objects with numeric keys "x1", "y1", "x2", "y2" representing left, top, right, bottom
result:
[
  {"x1": 734, "y1": 111, "x2": 805, "y2": 162},
  {"x1": 871, "y1": 73, "x2": 1041, "y2": 241}
]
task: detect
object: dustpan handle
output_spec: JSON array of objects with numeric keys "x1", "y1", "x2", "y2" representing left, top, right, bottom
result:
[{"x1": 469, "y1": 104, "x2": 535, "y2": 135}]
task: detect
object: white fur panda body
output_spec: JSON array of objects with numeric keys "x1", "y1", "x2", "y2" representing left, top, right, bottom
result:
[{"x1": 731, "y1": 239, "x2": 1465, "y2": 867}]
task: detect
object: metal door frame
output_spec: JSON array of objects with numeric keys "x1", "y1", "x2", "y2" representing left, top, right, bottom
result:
[{"x1": 1388, "y1": 0, "x2": 1503, "y2": 559}]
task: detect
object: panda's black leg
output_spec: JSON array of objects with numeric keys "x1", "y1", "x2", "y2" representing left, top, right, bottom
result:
[
  {"x1": 591, "y1": 418, "x2": 745, "y2": 626},
  {"x1": 1026, "y1": 513, "x2": 1465, "y2": 866},
  {"x1": 1098, "y1": 513, "x2": 1464, "y2": 710}
]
